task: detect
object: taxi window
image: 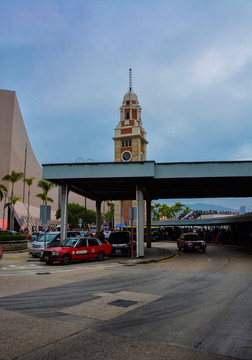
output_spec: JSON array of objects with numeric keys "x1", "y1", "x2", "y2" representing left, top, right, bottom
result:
[
  {"x1": 87, "y1": 239, "x2": 98, "y2": 247},
  {"x1": 77, "y1": 238, "x2": 87, "y2": 247},
  {"x1": 63, "y1": 238, "x2": 79, "y2": 247}
]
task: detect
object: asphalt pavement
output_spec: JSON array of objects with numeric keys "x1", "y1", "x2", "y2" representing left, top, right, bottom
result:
[{"x1": 0, "y1": 245, "x2": 240, "y2": 360}]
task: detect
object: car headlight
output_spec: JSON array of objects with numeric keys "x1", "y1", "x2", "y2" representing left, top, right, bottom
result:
[{"x1": 52, "y1": 251, "x2": 59, "y2": 255}]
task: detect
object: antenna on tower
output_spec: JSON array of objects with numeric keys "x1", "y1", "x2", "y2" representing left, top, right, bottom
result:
[{"x1": 129, "y1": 68, "x2": 132, "y2": 92}]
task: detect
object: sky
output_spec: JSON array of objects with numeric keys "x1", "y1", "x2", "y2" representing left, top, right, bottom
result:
[{"x1": 0, "y1": 0, "x2": 251, "y2": 210}]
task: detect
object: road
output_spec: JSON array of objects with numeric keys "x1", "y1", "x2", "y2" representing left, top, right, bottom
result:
[{"x1": 0, "y1": 242, "x2": 251, "y2": 360}]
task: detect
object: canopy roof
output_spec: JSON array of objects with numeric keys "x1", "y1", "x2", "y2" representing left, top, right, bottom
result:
[{"x1": 42, "y1": 161, "x2": 252, "y2": 202}]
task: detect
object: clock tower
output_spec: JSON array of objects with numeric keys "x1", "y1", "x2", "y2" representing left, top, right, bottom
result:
[{"x1": 113, "y1": 69, "x2": 148, "y2": 226}]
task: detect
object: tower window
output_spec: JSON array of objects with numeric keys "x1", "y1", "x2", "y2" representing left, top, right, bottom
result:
[
  {"x1": 122, "y1": 139, "x2": 132, "y2": 148},
  {"x1": 125, "y1": 109, "x2": 130, "y2": 120},
  {"x1": 126, "y1": 101, "x2": 130, "y2": 105}
]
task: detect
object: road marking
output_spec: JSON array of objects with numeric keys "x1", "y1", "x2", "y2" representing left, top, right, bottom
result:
[
  {"x1": 158, "y1": 252, "x2": 179, "y2": 262},
  {"x1": 3, "y1": 255, "x2": 27, "y2": 261}
]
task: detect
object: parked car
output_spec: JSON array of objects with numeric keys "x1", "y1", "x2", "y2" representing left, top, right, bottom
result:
[
  {"x1": 89, "y1": 226, "x2": 97, "y2": 236},
  {"x1": 0, "y1": 247, "x2": 3, "y2": 260},
  {"x1": 40, "y1": 237, "x2": 112, "y2": 265},
  {"x1": 177, "y1": 232, "x2": 206, "y2": 253},
  {"x1": 109, "y1": 231, "x2": 135, "y2": 256},
  {"x1": 28, "y1": 231, "x2": 86, "y2": 257},
  {"x1": 31, "y1": 231, "x2": 43, "y2": 241}
]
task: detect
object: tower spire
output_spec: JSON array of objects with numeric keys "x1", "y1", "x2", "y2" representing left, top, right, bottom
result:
[{"x1": 129, "y1": 68, "x2": 132, "y2": 92}]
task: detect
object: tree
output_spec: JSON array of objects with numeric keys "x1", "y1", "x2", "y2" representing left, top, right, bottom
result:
[
  {"x1": 36, "y1": 192, "x2": 54, "y2": 205},
  {"x1": 56, "y1": 203, "x2": 96, "y2": 229},
  {"x1": 180, "y1": 206, "x2": 191, "y2": 218},
  {"x1": 2, "y1": 171, "x2": 24, "y2": 230},
  {"x1": 0, "y1": 184, "x2": 7, "y2": 230},
  {"x1": 0, "y1": 184, "x2": 7, "y2": 202},
  {"x1": 159, "y1": 203, "x2": 173, "y2": 220},
  {"x1": 36, "y1": 180, "x2": 55, "y2": 204},
  {"x1": 37, "y1": 180, "x2": 56, "y2": 204},
  {"x1": 5, "y1": 196, "x2": 22, "y2": 229},
  {"x1": 23, "y1": 177, "x2": 35, "y2": 232},
  {"x1": 171, "y1": 202, "x2": 185, "y2": 219},
  {"x1": 105, "y1": 201, "x2": 114, "y2": 229},
  {"x1": 5, "y1": 195, "x2": 22, "y2": 208},
  {"x1": 151, "y1": 202, "x2": 161, "y2": 221}
]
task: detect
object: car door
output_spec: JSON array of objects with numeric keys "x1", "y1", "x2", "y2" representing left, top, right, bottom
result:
[
  {"x1": 73, "y1": 238, "x2": 88, "y2": 260},
  {"x1": 86, "y1": 238, "x2": 100, "y2": 259}
]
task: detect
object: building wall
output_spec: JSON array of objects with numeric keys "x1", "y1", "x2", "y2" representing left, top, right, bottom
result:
[
  {"x1": 0, "y1": 90, "x2": 45, "y2": 215},
  {"x1": 0, "y1": 89, "x2": 95, "y2": 229}
]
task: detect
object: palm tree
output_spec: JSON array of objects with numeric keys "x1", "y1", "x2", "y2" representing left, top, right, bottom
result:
[
  {"x1": 0, "y1": 184, "x2": 7, "y2": 202},
  {"x1": 4, "y1": 195, "x2": 22, "y2": 229},
  {"x1": 2, "y1": 171, "x2": 24, "y2": 230},
  {"x1": 36, "y1": 192, "x2": 54, "y2": 205},
  {"x1": 36, "y1": 180, "x2": 56, "y2": 227},
  {"x1": 106, "y1": 201, "x2": 114, "y2": 229},
  {"x1": 172, "y1": 202, "x2": 185, "y2": 219},
  {"x1": 37, "y1": 180, "x2": 56, "y2": 203},
  {"x1": 151, "y1": 202, "x2": 161, "y2": 221},
  {"x1": 0, "y1": 184, "x2": 7, "y2": 230},
  {"x1": 5, "y1": 195, "x2": 22, "y2": 208},
  {"x1": 23, "y1": 177, "x2": 35, "y2": 232}
]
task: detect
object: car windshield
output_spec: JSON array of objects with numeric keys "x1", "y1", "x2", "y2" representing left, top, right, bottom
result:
[
  {"x1": 39, "y1": 233, "x2": 59, "y2": 241},
  {"x1": 184, "y1": 235, "x2": 200, "y2": 241},
  {"x1": 61, "y1": 238, "x2": 79, "y2": 247}
]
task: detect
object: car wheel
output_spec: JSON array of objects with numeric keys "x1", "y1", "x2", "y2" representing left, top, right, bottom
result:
[
  {"x1": 45, "y1": 260, "x2": 53, "y2": 265},
  {"x1": 61, "y1": 254, "x2": 72, "y2": 265},
  {"x1": 97, "y1": 251, "x2": 105, "y2": 261}
]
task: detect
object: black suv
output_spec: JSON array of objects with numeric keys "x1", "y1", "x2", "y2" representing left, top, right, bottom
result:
[{"x1": 108, "y1": 231, "x2": 136, "y2": 256}]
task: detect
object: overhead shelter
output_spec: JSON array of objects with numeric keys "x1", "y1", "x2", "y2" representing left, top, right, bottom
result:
[{"x1": 42, "y1": 160, "x2": 252, "y2": 257}]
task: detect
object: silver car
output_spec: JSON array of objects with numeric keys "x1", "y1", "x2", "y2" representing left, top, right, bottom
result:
[
  {"x1": 28, "y1": 232, "x2": 61, "y2": 257},
  {"x1": 29, "y1": 231, "x2": 86, "y2": 257}
]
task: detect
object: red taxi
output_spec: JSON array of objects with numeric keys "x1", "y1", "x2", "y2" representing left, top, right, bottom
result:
[
  {"x1": 177, "y1": 232, "x2": 206, "y2": 253},
  {"x1": 40, "y1": 237, "x2": 112, "y2": 265}
]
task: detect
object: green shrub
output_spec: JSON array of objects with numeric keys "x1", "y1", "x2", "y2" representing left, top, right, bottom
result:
[{"x1": 0, "y1": 234, "x2": 27, "y2": 241}]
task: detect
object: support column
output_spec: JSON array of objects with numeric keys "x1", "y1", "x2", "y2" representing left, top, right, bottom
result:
[
  {"x1": 136, "y1": 185, "x2": 144, "y2": 257},
  {"x1": 96, "y1": 200, "x2": 101, "y2": 234},
  {"x1": 60, "y1": 184, "x2": 68, "y2": 243},
  {"x1": 146, "y1": 197, "x2": 152, "y2": 248}
]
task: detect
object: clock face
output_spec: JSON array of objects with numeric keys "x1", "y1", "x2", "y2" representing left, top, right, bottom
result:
[{"x1": 122, "y1": 151, "x2": 132, "y2": 162}]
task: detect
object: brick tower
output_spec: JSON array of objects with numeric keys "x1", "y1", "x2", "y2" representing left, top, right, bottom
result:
[{"x1": 113, "y1": 69, "x2": 148, "y2": 226}]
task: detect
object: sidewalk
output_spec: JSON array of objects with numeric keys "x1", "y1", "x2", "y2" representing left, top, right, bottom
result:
[{"x1": 4, "y1": 243, "x2": 175, "y2": 264}]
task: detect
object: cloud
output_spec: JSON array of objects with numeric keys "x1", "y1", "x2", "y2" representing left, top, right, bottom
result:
[
  {"x1": 0, "y1": 0, "x2": 251, "y2": 170},
  {"x1": 192, "y1": 44, "x2": 251, "y2": 87}
]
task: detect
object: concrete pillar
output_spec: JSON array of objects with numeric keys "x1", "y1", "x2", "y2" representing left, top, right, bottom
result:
[
  {"x1": 146, "y1": 198, "x2": 152, "y2": 248},
  {"x1": 136, "y1": 185, "x2": 144, "y2": 257},
  {"x1": 60, "y1": 184, "x2": 68, "y2": 243},
  {"x1": 96, "y1": 200, "x2": 101, "y2": 233}
]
